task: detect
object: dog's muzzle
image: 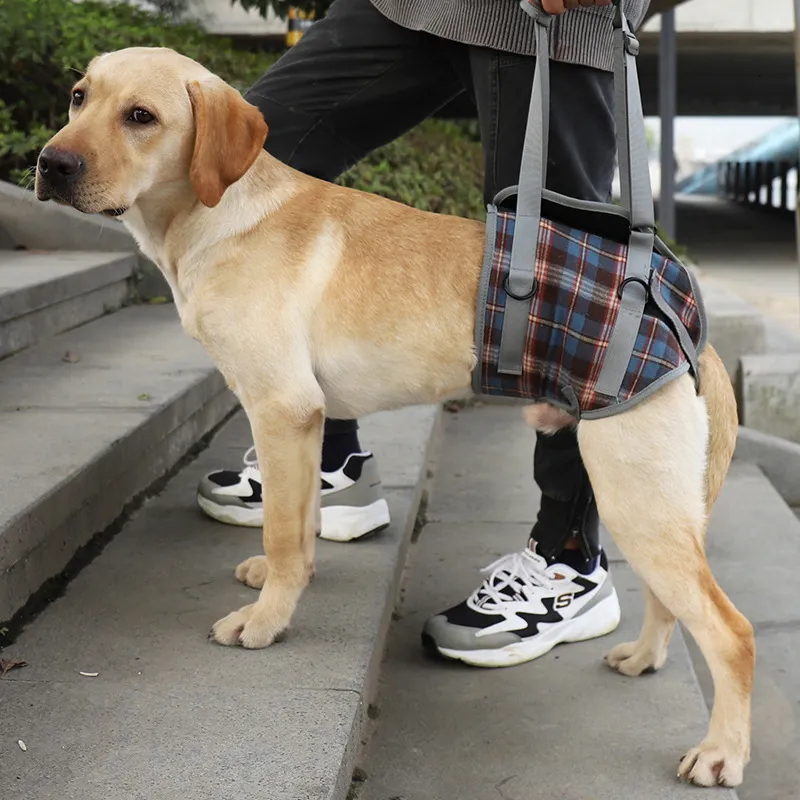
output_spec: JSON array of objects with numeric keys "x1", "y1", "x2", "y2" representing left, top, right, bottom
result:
[{"x1": 36, "y1": 146, "x2": 85, "y2": 200}]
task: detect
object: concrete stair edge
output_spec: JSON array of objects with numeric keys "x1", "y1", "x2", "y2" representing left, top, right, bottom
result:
[
  {"x1": 0, "y1": 305, "x2": 239, "y2": 623},
  {"x1": 735, "y1": 425, "x2": 800, "y2": 507},
  {"x1": 0, "y1": 251, "x2": 138, "y2": 359}
]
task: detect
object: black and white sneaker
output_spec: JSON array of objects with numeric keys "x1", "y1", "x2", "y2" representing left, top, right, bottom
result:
[
  {"x1": 197, "y1": 447, "x2": 391, "y2": 542},
  {"x1": 422, "y1": 541, "x2": 620, "y2": 668}
]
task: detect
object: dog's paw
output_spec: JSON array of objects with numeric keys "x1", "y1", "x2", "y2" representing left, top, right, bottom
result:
[
  {"x1": 210, "y1": 603, "x2": 255, "y2": 646},
  {"x1": 235, "y1": 555, "x2": 268, "y2": 589},
  {"x1": 678, "y1": 743, "x2": 746, "y2": 787},
  {"x1": 605, "y1": 640, "x2": 667, "y2": 677},
  {"x1": 209, "y1": 604, "x2": 287, "y2": 649}
]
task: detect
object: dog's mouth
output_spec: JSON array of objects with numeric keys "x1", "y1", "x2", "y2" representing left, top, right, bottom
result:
[{"x1": 36, "y1": 184, "x2": 127, "y2": 218}]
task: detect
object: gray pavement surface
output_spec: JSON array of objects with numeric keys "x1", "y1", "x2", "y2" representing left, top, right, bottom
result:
[
  {"x1": 0, "y1": 405, "x2": 439, "y2": 800},
  {"x1": 357, "y1": 404, "x2": 745, "y2": 800}
]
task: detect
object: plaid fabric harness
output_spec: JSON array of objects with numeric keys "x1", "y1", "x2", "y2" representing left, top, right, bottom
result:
[
  {"x1": 474, "y1": 209, "x2": 706, "y2": 419},
  {"x1": 472, "y1": 1, "x2": 707, "y2": 421}
]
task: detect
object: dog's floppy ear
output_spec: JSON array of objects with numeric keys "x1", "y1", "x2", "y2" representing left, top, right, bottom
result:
[{"x1": 187, "y1": 79, "x2": 268, "y2": 208}]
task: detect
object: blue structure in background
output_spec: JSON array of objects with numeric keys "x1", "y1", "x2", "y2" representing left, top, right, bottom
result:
[{"x1": 679, "y1": 120, "x2": 800, "y2": 212}]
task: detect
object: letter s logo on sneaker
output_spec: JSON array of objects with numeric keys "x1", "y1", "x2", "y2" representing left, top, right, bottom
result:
[{"x1": 555, "y1": 592, "x2": 575, "y2": 609}]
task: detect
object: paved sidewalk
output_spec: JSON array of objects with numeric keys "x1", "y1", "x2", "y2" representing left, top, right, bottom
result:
[{"x1": 357, "y1": 404, "x2": 736, "y2": 800}]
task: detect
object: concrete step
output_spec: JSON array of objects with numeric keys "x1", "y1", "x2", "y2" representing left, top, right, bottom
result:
[
  {"x1": 0, "y1": 250, "x2": 137, "y2": 359},
  {"x1": 0, "y1": 181, "x2": 168, "y2": 302},
  {"x1": 0, "y1": 405, "x2": 440, "y2": 800},
  {"x1": 358, "y1": 405, "x2": 737, "y2": 800},
  {"x1": 0, "y1": 305, "x2": 238, "y2": 623},
  {"x1": 686, "y1": 460, "x2": 800, "y2": 800}
]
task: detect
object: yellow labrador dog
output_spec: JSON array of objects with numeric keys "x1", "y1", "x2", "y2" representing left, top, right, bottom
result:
[{"x1": 35, "y1": 48, "x2": 753, "y2": 788}]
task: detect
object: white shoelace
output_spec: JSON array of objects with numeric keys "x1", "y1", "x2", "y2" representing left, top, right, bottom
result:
[
  {"x1": 468, "y1": 550, "x2": 556, "y2": 613},
  {"x1": 242, "y1": 445, "x2": 258, "y2": 468}
]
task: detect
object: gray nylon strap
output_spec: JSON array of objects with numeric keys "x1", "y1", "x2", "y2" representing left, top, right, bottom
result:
[
  {"x1": 594, "y1": 228, "x2": 654, "y2": 397},
  {"x1": 594, "y1": 1, "x2": 656, "y2": 398},
  {"x1": 497, "y1": 11, "x2": 551, "y2": 376},
  {"x1": 497, "y1": 0, "x2": 656, "y2": 390},
  {"x1": 613, "y1": 5, "x2": 655, "y2": 231},
  {"x1": 648, "y1": 276, "x2": 701, "y2": 383}
]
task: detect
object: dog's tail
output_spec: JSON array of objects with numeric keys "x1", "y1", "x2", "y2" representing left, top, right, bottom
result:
[{"x1": 698, "y1": 343, "x2": 738, "y2": 514}]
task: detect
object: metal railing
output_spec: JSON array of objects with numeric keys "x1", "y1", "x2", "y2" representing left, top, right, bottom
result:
[{"x1": 717, "y1": 159, "x2": 797, "y2": 212}]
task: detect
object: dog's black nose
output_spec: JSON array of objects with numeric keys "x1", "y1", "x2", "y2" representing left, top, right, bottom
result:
[{"x1": 37, "y1": 147, "x2": 85, "y2": 183}]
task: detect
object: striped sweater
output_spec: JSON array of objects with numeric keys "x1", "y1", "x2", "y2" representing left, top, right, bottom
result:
[{"x1": 369, "y1": 0, "x2": 650, "y2": 72}]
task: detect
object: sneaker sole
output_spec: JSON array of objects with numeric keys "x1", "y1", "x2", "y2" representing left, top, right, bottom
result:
[
  {"x1": 197, "y1": 495, "x2": 263, "y2": 527},
  {"x1": 197, "y1": 495, "x2": 391, "y2": 543},
  {"x1": 319, "y1": 498, "x2": 392, "y2": 542},
  {"x1": 431, "y1": 591, "x2": 622, "y2": 668}
]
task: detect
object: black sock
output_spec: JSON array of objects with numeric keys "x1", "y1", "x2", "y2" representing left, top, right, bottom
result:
[
  {"x1": 321, "y1": 430, "x2": 362, "y2": 472},
  {"x1": 553, "y1": 547, "x2": 600, "y2": 576}
]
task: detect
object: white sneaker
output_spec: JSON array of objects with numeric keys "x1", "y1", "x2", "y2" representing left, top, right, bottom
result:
[
  {"x1": 197, "y1": 447, "x2": 391, "y2": 542},
  {"x1": 422, "y1": 542, "x2": 620, "y2": 668}
]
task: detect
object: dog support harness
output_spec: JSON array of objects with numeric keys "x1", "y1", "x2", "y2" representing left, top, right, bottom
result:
[{"x1": 472, "y1": 1, "x2": 707, "y2": 420}]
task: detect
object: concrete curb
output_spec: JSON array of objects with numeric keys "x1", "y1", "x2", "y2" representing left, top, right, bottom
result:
[
  {"x1": 332, "y1": 405, "x2": 443, "y2": 800},
  {"x1": 736, "y1": 353, "x2": 800, "y2": 444},
  {"x1": 695, "y1": 277, "x2": 767, "y2": 380},
  {"x1": 734, "y1": 425, "x2": 800, "y2": 508}
]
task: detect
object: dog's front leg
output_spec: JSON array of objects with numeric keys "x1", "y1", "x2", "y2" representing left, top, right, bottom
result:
[{"x1": 211, "y1": 393, "x2": 324, "y2": 649}]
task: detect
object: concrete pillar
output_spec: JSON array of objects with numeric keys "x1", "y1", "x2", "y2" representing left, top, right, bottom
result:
[
  {"x1": 743, "y1": 162, "x2": 753, "y2": 204},
  {"x1": 765, "y1": 161, "x2": 778, "y2": 209},
  {"x1": 659, "y1": 9, "x2": 677, "y2": 240},
  {"x1": 754, "y1": 162, "x2": 765, "y2": 206},
  {"x1": 793, "y1": 0, "x2": 800, "y2": 318},
  {"x1": 733, "y1": 162, "x2": 742, "y2": 202},
  {"x1": 781, "y1": 161, "x2": 792, "y2": 209}
]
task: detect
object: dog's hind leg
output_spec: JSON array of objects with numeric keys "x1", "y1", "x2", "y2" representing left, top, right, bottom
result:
[{"x1": 578, "y1": 374, "x2": 754, "y2": 788}]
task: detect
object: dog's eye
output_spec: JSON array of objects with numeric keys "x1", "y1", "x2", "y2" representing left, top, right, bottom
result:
[
  {"x1": 129, "y1": 108, "x2": 155, "y2": 125},
  {"x1": 71, "y1": 90, "x2": 85, "y2": 107}
]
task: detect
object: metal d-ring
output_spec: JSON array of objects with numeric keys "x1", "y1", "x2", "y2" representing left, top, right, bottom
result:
[
  {"x1": 504, "y1": 275, "x2": 538, "y2": 302},
  {"x1": 617, "y1": 275, "x2": 649, "y2": 301}
]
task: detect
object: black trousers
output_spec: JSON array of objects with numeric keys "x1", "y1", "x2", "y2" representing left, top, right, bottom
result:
[{"x1": 244, "y1": 0, "x2": 616, "y2": 558}]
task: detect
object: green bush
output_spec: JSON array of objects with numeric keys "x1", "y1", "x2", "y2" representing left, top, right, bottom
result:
[
  {"x1": 0, "y1": 0, "x2": 484, "y2": 219},
  {"x1": 0, "y1": 0, "x2": 276, "y2": 183},
  {"x1": 340, "y1": 120, "x2": 484, "y2": 219}
]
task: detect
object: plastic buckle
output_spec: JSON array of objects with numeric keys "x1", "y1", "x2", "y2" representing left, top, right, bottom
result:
[{"x1": 624, "y1": 32, "x2": 641, "y2": 56}]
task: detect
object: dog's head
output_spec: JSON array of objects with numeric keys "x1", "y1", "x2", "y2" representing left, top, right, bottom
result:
[{"x1": 35, "y1": 47, "x2": 268, "y2": 216}]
